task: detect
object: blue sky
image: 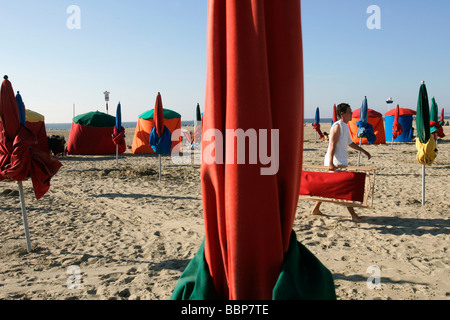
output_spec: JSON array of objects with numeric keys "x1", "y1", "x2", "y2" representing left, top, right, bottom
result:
[{"x1": 0, "y1": 0, "x2": 449, "y2": 123}]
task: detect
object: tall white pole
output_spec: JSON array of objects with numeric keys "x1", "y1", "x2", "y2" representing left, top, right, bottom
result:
[
  {"x1": 18, "y1": 181, "x2": 32, "y2": 253},
  {"x1": 357, "y1": 138, "x2": 362, "y2": 166},
  {"x1": 159, "y1": 155, "x2": 162, "y2": 181},
  {"x1": 422, "y1": 165, "x2": 425, "y2": 206}
]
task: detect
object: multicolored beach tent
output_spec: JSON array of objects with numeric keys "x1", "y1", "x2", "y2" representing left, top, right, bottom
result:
[
  {"x1": 349, "y1": 108, "x2": 386, "y2": 145},
  {"x1": 67, "y1": 111, "x2": 126, "y2": 155},
  {"x1": 131, "y1": 108, "x2": 181, "y2": 154},
  {"x1": 384, "y1": 108, "x2": 416, "y2": 142}
]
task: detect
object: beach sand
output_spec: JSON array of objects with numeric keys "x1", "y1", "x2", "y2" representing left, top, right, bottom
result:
[{"x1": 0, "y1": 123, "x2": 449, "y2": 300}]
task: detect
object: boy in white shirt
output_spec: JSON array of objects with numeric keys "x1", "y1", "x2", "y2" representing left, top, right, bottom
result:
[{"x1": 312, "y1": 103, "x2": 371, "y2": 222}]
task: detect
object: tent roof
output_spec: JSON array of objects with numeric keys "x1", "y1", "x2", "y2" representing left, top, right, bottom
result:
[
  {"x1": 352, "y1": 108, "x2": 382, "y2": 118},
  {"x1": 25, "y1": 109, "x2": 45, "y2": 122},
  {"x1": 139, "y1": 108, "x2": 181, "y2": 120},
  {"x1": 384, "y1": 108, "x2": 417, "y2": 116},
  {"x1": 73, "y1": 111, "x2": 116, "y2": 127}
]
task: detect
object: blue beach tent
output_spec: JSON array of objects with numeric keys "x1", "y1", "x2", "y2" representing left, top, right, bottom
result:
[{"x1": 385, "y1": 108, "x2": 416, "y2": 142}]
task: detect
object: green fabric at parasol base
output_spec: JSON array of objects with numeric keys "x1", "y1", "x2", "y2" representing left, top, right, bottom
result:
[{"x1": 171, "y1": 231, "x2": 336, "y2": 300}]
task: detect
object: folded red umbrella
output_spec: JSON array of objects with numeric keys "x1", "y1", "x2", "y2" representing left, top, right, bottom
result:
[
  {"x1": 112, "y1": 126, "x2": 125, "y2": 145},
  {"x1": 332, "y1": 104, "x2": 337, "y2": 123},
  {"x1": 312, "y1": 122, "x2": 324, "y2": 139},
  {"x1": 392, "y1": 104, "x2": 403, "y2": 140},
  {"x1": 153, "y1": 92, "x2": 164, "y2": 138},
  {"x1": 430, "y1": 120, "x2": 445, "y2": 138},
  {"x1": 0, "y1": 76, "x2": 61, "y2": 200}
]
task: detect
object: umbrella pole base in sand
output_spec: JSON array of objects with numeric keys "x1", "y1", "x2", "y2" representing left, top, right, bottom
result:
[
  {"x1": 159, "y1": 155, "x2": 162, "y2": 181},
  {"x1": 422, "y1": 165, "x2": 425, "y2": 206},
  {"x1": 357, "y1": 138, "x2": 362, "y2": 167},
  {"x1": 18, "y1": 181, "x2": 32, "y2": 253}
]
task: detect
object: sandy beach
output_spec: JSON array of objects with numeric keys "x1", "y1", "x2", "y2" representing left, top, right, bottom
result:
[{"x1": 0, "y1": 123, "x2": 449, "y2": 300}]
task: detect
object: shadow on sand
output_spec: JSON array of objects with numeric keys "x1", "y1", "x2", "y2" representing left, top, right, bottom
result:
[{"x1": 363, "y1": 216, "x2": 450, "y2": 236}]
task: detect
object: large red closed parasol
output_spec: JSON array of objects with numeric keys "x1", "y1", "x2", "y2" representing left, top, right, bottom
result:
[
  {"x1": 172, "y1": 0, "x2": 335, "y2": 300},
  {"x1": 0, "y1": 75, "x2": 62, "y2": 252}
]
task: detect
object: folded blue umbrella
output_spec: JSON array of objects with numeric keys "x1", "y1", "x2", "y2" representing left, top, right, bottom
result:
[
  {"x1": 15, "y1": 92, "x2": 26, "y2": 126},
  {"x1": 356, "y1": 121, "x2": 376, "y2": 144},
  {"x1": 356, "y1": 96, "x2": 376, "y2": 144},
  {"x1": 116, "y1": 102, "x2": 122, "y2": 131},
  {"x1": 315, "y1": 107, "x2": 320, "y2": 124},
  {"x1": 150, "y1": 125, "x2": 172, "y2": 154}
]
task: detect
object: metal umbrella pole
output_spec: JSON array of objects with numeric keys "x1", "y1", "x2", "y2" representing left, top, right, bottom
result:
[
  {"x1": 357, "y1": 138, "x2": 362, "y2": 167},
  {"x1": 422, "y1": 165, "x2": 425, "y2": 206},
  {"x1": 18, "y1": 181, "x2": 32, "y2": 253},
  {"x1": 159, "y1": 155, "x2": 162, "y2": 181}
]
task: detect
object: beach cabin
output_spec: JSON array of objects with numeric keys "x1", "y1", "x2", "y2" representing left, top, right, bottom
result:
[
  {"x1": 348, "y1": 108, "x2": 386, "y2": 145},
  {"x1": 384, "y1": 108, "x2": 416, "y2": 142},
  {"x1": 67, "y1": 111, "x2": 126, "y2": 155},
  {"x1": 25, "y1": 109, "x2": 49, "y2": 153},
  {"x1": 132, "y1": 108, "x2": 181, "y2": 154}
]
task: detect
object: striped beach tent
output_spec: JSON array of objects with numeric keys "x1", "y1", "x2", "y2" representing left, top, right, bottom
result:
[{"x1": 131, "y1": 108, "x2": 181, "y2": 154}]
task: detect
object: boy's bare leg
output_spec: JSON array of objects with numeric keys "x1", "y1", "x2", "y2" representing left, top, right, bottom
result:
[
  {"x1": 311, "y1": 201, "x2": 325, "y2": 216},
  {"x1": 347, "y1": 206, "x2": 364, "y2": 222}
]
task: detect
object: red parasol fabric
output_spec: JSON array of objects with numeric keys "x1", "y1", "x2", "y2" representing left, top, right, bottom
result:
[
  {"x1": 430, "y1": 121, "x2": 445, "y2": 138},
  {"x1": 200, "y1": 0, "x2": 307, "y2": 300},
  {"x1": 440, "y1": 108, "x2": 444, "y2": 123},
  {"x1": 153, "y1": 92, "x2": 164, "y2": 138},
  {"x1": 112, "y1": 126, "x2": 125, "y2": 145},
  {"x1": 332, "y1": 104, "x2": 337, "y2": 123},
  {"x1": 0, "y1": 77, "x2": 21, "y2": 141},
  {"x1": 112, "y1": 102, "x2": 125, "y2": 147},
  {"x1": 299, "y1": 171, "x2": 366, "y2": 202},
  {"x1": 392, "y1": 104, "x2": 403, "y2": 140},
  {"x1": 172, "y1": 0, "x2": 335, "y2": 301},
  {"x1": 312, "y1": 123, "x2": 324, "y2": 139},
  {"x1": 0, "y1": 76, "x2": 62, "y2": 200}
]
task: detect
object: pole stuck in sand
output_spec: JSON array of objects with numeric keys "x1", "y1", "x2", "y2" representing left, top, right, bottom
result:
[{"x1": 18, "y1": 181, "x2": 32, "y2": 253}]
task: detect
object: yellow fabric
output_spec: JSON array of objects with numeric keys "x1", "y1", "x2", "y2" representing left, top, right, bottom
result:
[
  {"x1": 25, "y1": 109, "x2": 45, "y2": 123},
  {"x1": 416, "y1": 135, "x2": 437, "y2": 165}
]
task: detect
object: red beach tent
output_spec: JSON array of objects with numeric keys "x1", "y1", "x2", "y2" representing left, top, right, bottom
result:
[{"x1": 67, "y1": 111, "x2": 126, "y2": 155}]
